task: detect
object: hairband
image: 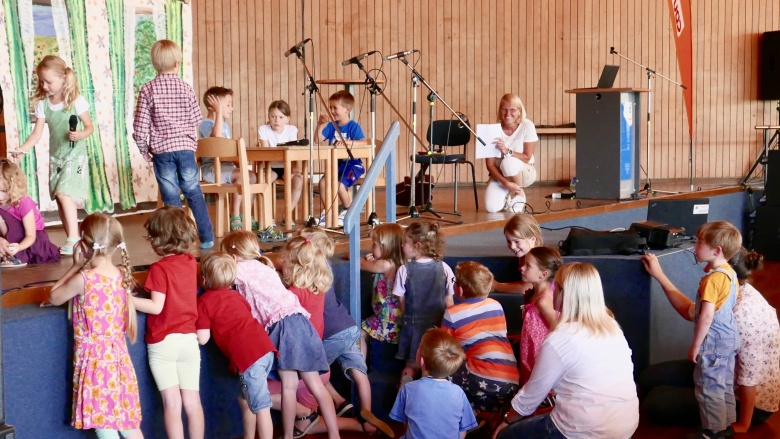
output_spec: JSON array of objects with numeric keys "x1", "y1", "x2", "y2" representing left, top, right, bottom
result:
[
  {"x1": 304, "y1": 237, "x2": 312, "y2": 243},
  {"x1": 232, "y1": 244, "x2": 236, "y2": 249},
  {"x1": 116, "y1": 242, "x2": 126, "y2": 250},
  {"x1": 93, "y1": 243, "x2": 106, "y2": 250}
]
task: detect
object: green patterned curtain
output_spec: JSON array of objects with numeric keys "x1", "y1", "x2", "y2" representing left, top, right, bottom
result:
[
  {"x1": 164, "y1": 0, "x2": 183, "y2": 77},
  {"x1": 105, "y1": 0, "x2": 135, "y2": 209},
  {"x1": 3, "y1": 0, "x2": 39, "y2": 202},
  {"x1": 65, "y1": 0, "x2": 113, "y2": 213}
]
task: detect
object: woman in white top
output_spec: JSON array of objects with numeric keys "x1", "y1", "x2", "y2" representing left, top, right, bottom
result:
[
  {"x1": 484, "y1": 94, "x2": 539, "y2": 213},
  {"x1": 493, "y1": 262, "x2": 639, "y2": 439}
]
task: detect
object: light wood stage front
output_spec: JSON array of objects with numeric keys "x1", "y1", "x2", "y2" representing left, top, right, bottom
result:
[{"x1": 0, "y1": 178, "x2": 749, "y2": 306}]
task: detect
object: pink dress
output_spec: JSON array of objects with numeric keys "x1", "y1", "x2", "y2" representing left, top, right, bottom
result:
[
  {"x1": 71, "y1": 270, "x2": 142, "y2": 430},
  {"x1": 519, "y1": 290, "x2": 559, "y2": 387}
]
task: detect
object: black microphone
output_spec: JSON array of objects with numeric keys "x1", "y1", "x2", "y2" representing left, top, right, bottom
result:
[
  {"x1": 69, "y1": 115, "x2": 78, "y2": 148},
  {"x1": 284, "y1": 38, "x2": 311, "y2": 57},
  {"x1": 341, "y1": 51, "x2": 377, "y2": 67},
  {"x1": 610, "y1": 46, "x2": 616, "y2": 54},
  {"x1": 277, "y1": 139, "x2": 310, "y2": 147},
  {"x1": 384, "y1": 49, "x2": 418, "y2": 60}
]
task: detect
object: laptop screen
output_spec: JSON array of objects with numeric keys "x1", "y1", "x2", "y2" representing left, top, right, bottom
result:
[
  {"x1": 646, "y1": 198, "x2": 710, "y2": 237},
  {"x1": 597, "y1": 65, "x2": 620, "y2": 88}
]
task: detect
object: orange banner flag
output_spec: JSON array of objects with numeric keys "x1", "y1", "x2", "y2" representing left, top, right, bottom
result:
[{"x1": 668, "y1": 0, "x2": 694, "y2": 137}]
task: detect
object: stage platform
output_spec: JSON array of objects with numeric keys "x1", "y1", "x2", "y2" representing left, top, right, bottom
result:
[{"x1": 0, "y1": 178, "x2": 751, "y2": 301}]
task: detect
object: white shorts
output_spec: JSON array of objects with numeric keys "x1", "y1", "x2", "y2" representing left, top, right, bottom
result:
[
  {"x1": 499, "y1": 157, "x2": 537, "y2": 188},
  {"x1": 200, "y1": 162, "x2": 236, "y2": 184}
]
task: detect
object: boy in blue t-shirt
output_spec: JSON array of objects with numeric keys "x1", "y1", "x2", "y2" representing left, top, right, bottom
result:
[
  {"x1": 315, "y1": 90, "x2": 366, "y2": 226},
  {"x1": 390, "y1": 328, "x2": 477, "y2": 438}
]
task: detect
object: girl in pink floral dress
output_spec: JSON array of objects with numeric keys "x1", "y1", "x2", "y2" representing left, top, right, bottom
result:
[
  {"x1": 359, "y1": 223, "x2": 406, "y2": 358},
  {"x1": 518, "y1": 246, "x2": 563, "y2": 386},
  {"x1": 49, "y1": 213, "x2": 142, "y2": 438}
]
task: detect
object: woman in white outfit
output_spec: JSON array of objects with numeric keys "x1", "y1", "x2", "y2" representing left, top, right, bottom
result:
[{"x1": 484, "y1": 94, "x2": 539, "y2": 213}]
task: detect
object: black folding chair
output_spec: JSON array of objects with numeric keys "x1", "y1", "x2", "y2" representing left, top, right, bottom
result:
[{"x1": 413, "y1": 118, "x2": 479, "y2": 214}]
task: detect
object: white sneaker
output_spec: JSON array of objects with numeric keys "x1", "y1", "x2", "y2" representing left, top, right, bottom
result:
[
  {"x1": 507, "y1": 193, "x2": 527, "y2": 213},
  {"x1": 337, "y1": 210, "x2": 347, "y2": 227},
  {"x1": 318, "y1": 211, "x2": 327, "y2": 226}
]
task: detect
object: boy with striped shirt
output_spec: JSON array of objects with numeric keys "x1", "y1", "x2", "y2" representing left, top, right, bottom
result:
[{"x1": 442, "y1": 261, "x2": 520, "y2": 413}]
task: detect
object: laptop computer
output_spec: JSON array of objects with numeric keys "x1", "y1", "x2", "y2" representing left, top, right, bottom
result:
[
  {"x1": 646, "y1": 198, "x2": 710, "y2": 237},
  {"x1": 596, "y1": 64, "x2": 620, "y2": 88}
]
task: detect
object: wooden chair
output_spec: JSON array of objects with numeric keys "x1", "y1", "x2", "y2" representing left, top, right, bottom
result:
[{"x1": 196, "y1": 137, "x2": 273, "y2": 237}]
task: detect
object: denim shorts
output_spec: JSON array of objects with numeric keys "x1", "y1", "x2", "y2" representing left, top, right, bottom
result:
[
  {"x1": 239, "y1": 351, "x2": 275, "y2": 413},
  {"x1": 323, "y1": 325, "x2": 367, "y2": 380}
]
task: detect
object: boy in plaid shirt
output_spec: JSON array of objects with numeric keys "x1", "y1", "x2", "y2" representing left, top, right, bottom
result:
[{"x1": 133, "y1": 39, "x2": 214, "y2": 248}]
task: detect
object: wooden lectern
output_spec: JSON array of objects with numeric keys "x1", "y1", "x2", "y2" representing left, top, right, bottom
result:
[{"x1": 565, "y1": 88, "x2": 648, "y2": 199}]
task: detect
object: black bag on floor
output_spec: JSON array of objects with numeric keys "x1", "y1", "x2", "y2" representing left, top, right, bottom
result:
[
  {"x1": 396, "y1": 175, "x2": 435, "y2": 207},
  {"x1": 559, "y1": 227, "x2": 646, "y2": 256}
]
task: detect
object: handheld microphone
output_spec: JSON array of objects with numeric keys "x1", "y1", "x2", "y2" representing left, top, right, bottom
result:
[
  {"x1": 284, "y1": 38, "x2": 311, "y2": 57},
  {"x1": 69, "y1": 115, "x2": 78, "y2": 148},
  {"x1": 277, "y1": 139, "x2": 310, "y2": 147},
  {"x1": 610, "y1": 46, "x2": 616, "y2": 54},
  {"x1": 341, "y1": 51, "x2": 377, "y2": 67},
  {"x1": 384, "y1": 49, "x2": 418, "y2": 60}
]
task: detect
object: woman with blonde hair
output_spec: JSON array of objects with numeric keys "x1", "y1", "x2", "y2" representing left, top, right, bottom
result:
[
  {"x1": 494, "y1": 262, "x2": 639, "y2": 439},
  {"x1": 484, "y1": 94, "x2": 538, "y2": 213}
]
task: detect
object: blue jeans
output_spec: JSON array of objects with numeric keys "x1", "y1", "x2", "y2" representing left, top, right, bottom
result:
[
  {"x1": 323, "y1": 325, "x2": 368, "y2": 380},
  {"x1": 152, "y1": 150, "x2": 214, "y2": 243},
  {"x1": 497, "y1": 412, "x2": 566, "y2": 439},
  {"x1": 239, "y1": 352, "x2": 275, "y2": 413},
  {"x1": 694, "y1": 335, "x2": 739, "y2": 431}
]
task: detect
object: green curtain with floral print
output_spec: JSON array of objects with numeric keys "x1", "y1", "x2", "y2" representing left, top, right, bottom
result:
[
  {"x1": 3, "y1": 0, "x2": 39, "y2": 202},
  {"x1": 105, "y1": 0, "x2": 135, "y2": 209},
  {"x1": 65, "y1": 0, "x2": 113, "y2": 213},
  {"x1": 164, "y1": 0, "x2": 183, "y2": 77}
]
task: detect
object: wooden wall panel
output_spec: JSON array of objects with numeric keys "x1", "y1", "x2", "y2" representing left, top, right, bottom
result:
[{"x1": 191, "y1": 0, "x2": 780, "y2": 185}]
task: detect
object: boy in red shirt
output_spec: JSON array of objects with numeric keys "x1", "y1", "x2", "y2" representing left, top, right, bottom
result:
[{"x1": 196, "y1": 252, "x2": 277, "y2": 439}]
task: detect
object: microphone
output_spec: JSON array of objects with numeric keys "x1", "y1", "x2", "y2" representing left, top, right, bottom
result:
[
  {"x1": 69, "y1": 115, "x2": 78, "y2": 148},
  {"x1": 277, "y1": 139, "x2": 310, "y2": 147},
  {"x1": 284, "y1": 38, "x2": 311, "y2": 57},
  {"x1": 610, "y1": 46, "x2": 616, "y2": 54},
  {"x1": 384, "y1": 49, "x2": 418, "y2": 60},
  {"x1": 341, "y1": 51, "x2": 377, "y2": 67}
]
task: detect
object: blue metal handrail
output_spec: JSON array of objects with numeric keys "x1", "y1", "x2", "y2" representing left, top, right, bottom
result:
[{"x1": 342, "y1": 122, "x2": 400, "y2": 322}]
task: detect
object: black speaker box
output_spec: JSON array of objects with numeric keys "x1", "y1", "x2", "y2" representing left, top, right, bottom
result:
[
  {"x1": 767, "y1": 150, "x2": 780, "y2": 205},
  {"x1": 760, "y1": 31, "x2": 780, "y2": 100},
  {"x1": 754, "y1": 205, "x2": 780, "y2": 260}
]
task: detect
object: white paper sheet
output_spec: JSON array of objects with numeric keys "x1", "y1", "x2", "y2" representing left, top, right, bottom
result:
[{"x1": 475, "y1": 124, "x2": 504, "y2": 159}]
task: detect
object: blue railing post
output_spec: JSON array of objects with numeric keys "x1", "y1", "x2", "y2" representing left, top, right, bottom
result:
[{"x1": 343, "y1": 122, "x2": 400, "y2": 322}]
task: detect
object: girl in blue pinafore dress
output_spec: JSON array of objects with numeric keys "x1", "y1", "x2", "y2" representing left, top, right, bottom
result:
[{"x1": 392, "y1": 221, "x2": 456, "y2": 384}]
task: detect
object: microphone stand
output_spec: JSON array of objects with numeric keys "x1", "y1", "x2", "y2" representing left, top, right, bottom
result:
[
  {"x1": 342, "y1": 57, "x2": 427, "y2": 225},
  {"x1": 397, "y1": 75, "x2": 422, "y2": 221},
  {"x1": 611, "y1": 47, "x2": 686, "y2": 196},
  {"x1": 289, "y1": 45, "x2": 355, "y2": 230},
  {"x1": 396, "y1": 57, "x2": 486, "y2": 223}
]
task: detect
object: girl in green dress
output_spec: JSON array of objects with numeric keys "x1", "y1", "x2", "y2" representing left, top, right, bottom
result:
[{"x1": 13, "y1": 55, "x2": 94, "y2": 255}]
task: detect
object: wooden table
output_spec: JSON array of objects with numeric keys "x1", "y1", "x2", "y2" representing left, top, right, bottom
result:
[
  {"x1": 329, "y1": 144, "x2": 375, "y2": 226},
  {"x1": 246, "y1": 145, "x2": 335, "y2": 227}
]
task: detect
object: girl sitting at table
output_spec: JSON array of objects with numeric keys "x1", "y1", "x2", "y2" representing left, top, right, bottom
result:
[{"x1": 258, "y1": 100, "x2": 304, "y2": 227}]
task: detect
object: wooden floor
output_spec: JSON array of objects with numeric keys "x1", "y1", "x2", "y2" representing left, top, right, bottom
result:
[{"x1": 4, "y1": 178, "x2": 780, "y2": 438}]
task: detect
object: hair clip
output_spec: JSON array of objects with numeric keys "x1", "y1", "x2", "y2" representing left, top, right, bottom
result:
[
  {"x1": 304, "y1": 237, "x2": 312, "y2": 243},
  {"x1": 232, "y1": 244, "x2": 236, "y2": 249},
  {"x1": 116, "y1": 242, "x2": 127, "y2": 250},
  {"x1": 93, "y1": 243, "x2": 106, "y2": 250}
]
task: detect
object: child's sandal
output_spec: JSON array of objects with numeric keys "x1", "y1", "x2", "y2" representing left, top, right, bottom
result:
[
  {"x1": 293, "y1": 410, "x2": 319, "y2": 439},
  {"x1": 356, "y1": 409, "x2": 394, "y2": 437},
  {"x1": 229, "y1": 215, "x2": 243, "y2": 231},
  {"x1": 59, "y1": 237, "x2": 79, "y2": 255}
]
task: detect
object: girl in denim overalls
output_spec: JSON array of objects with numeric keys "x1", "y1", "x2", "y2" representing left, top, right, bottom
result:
[{"x1": 392, "y1": 221, "x2": 456, "y2": 385}]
